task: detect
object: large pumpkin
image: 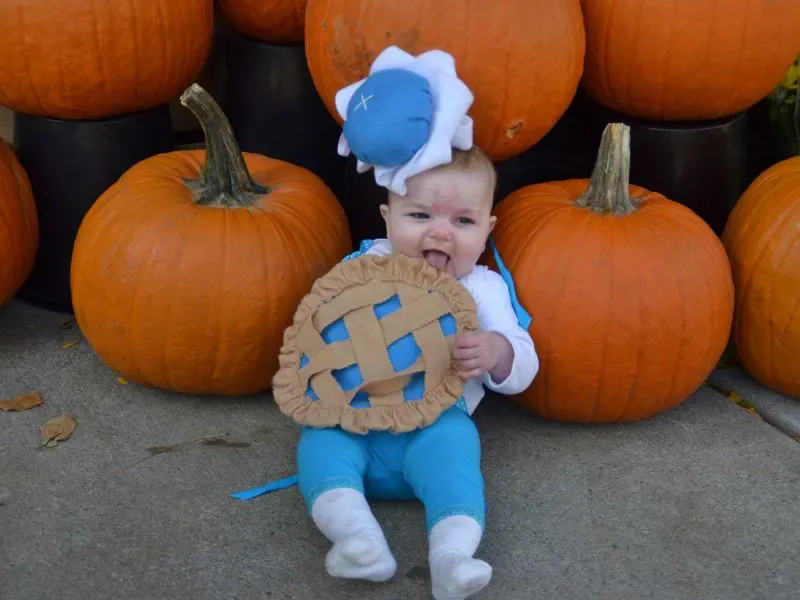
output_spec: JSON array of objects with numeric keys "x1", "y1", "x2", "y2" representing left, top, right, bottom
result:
[
  {"x1": 70, "y1": 84, "x2": 351, "y2": 396},
  {"x1": 0, "y1": 141, "x2": 38, "y2": 307},
  {"x1": 721, "y1": 156, "x2": 800, "y2": 398},
  {"x1": 0, "y1": 0, "x2": 214, "y2": 120},
  {"x1": 217, "y1": 0, "x2": 307, "y2": 44},
  {"x1": 580, "y1": 0, "x2": 800, "y2": 121},
  {"x1": 490, "y1": 123, "x2": 734, "y2": 423},
  {"x1": 304, "y1": 0, "x2": 586, "y2": 161}
]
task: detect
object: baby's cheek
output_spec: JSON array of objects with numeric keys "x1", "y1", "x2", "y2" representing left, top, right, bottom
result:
[{"x1": 388, "y1": 231, "x2": 415, "y2": 254}]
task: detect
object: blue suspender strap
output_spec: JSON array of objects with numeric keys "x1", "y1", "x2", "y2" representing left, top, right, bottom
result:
[
  {"x1": 342, "y1": 238, "x2": 376, "y2": 262},
  {"x1": 488, "y1": 237, "x2": 532, "y2": 330}
]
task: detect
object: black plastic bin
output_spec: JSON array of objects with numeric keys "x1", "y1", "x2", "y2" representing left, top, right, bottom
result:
[
  {"x1": 14, "y1": 105, "x2": 175, "y2": 313},
  {"x1": 221, "y1": 32, "x2": 346, "y2": 201}
]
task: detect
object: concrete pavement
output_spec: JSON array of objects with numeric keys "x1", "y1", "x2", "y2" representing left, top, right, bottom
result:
[{"x1": 1, "y1": 299, "x2": 798, "y2": 600}]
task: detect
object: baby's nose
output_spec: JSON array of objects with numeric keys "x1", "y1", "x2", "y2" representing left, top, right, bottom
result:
[{"x1": 428, "y1": 224, "x2": 453, "y2": 240}]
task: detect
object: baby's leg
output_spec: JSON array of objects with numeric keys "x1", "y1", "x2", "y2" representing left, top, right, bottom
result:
[
  {"x1": 297, "y1": 426, "x2": 397, "y2": 582},
  {"x1": 403, "y1": 407, "x2": 491, "y2": 600}
]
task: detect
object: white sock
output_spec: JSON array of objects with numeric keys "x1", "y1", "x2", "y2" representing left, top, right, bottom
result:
[
  {"x1": 310, "y1": 487, "x2": 397, "y2": 582},
  {"x1": 429, "y1": 515, "x2": 493, "y2": 600}
]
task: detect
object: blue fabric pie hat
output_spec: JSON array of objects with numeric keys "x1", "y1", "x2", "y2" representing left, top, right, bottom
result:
[{"x1": 343, "y1": 68, "x2": 434, "y2": 168}]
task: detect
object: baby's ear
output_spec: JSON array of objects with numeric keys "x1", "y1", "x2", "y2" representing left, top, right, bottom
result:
[
  {"x1": 488, "y1": 215, "x2": 497, "y2": 232},
  {"x1": 380, "y1": 203, "x2": 390, "y2": 224}
]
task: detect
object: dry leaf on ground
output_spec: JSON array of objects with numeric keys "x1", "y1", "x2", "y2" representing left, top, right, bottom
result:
[
  {"x1": 117, "y1": 376, "x2": 129, "y2": 385},
  {"x1": 61, "y1": 340, "x2": 80, "y2": 350},
  {"x1": 59, "y1": 319, "x2": 76, "y2": 330},
  {"x1": 727, "y1": 391, "x2": 761, "y2": 418},
  {"x1": 0, "y1": 392, "x2": 44, "y2": 412},
  {"x1": 41, "y1": 414, "x2": 78, "y2": 448}
]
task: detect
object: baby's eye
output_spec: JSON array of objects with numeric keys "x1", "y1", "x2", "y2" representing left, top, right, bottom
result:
[
  {"x1": 456, "y1": 217, "x2": 475, "y2": 225},
  {"x1": 409, "y1": 212, "x2": 429, "y2": 220}
]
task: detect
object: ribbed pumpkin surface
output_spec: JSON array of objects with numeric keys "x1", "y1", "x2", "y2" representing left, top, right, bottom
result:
[
  {"x1": 580, "y1": 0, "x2": 800, "y2": 120},
  {"x1": 490, "y1": 125, "x2": 734, "y2": 422},
  {"x1": 722, "y1": 156, "x2": 800, "y2": 398},
  {"x1": 70, "y1": 85, "x2": 352, "y2": 396},
  {"x1": 304, "y1": 0, "x2": 586, "y2": 161},
  {"x1": 0, "y1": 141, "x2": 38, "y2": 307},
  {"x1": 218, "y1": 0, "x2": 307, "y2": 44},
  {"x1": 0, "y1": 0, "x2": 214, "y2": 119}
]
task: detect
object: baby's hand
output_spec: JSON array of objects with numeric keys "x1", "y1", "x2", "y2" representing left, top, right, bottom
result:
[{"x1": 452, "y1": 331, "x2": 510, "y2": 380}]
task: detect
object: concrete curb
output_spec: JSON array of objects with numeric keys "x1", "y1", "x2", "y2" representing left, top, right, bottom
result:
[{"x1": 708, "y1": 366, "x2": 800, "y2": 439}]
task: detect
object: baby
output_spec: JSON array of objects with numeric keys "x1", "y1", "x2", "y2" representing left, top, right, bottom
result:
[{"x1": 296, "y1": 146, "x2": 540, "y2": 600}]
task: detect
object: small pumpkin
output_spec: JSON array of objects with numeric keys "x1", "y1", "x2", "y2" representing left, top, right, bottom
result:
[
  {"x1": 721, "y1": 156, "x2": 800, "y2": 398},
  {"x1": 0, "y1": 0, "x2": 214, "y2": 119},
  {"x1": 0, "y1": 141, "x2": 38, "y2": 307},
  {"x1": 70, "y1": 84, "x2": 352, "y2": 396},
  {"x1": 490, "y1": 123, "x2": 734, "y2": 423},
  {"x1": 217, "y1": 0, "x2": 307, "y2": 44},
  {"x1": 580, "y1": 0, "x2": 800, "y2": 121},
  {"x1": 304, "y1": 0, "x2": 586, "y2": 161}
]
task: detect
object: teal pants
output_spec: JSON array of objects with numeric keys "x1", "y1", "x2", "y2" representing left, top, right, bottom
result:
[{"x1": 297, "y1": 406, "x2": 486, "y2": 532}]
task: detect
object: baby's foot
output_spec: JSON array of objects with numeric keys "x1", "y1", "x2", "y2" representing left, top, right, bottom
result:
[
  {"x1": 325, "y1": 531, "x2": 397, "y2": 582},
  {"x1": 430, "y1": 551, "x2": 493, "y2": 600}
]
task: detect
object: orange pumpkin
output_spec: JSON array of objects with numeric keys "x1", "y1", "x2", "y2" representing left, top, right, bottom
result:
[
  {"x1": 0, "y1": 141, "x2": 38, "y2": 307},
  {"x1": 0, "y1": 1, "x2": 214, "y2": 120},
  {"x1": 218, "y1": 0, "x2": 307, "y2": 44},
  {"x1": 721, "y1": 157, "x2": 800, "y2": 398},
  {"x1": 304, "y1": 0, "x2": 586, "y2": 161},
  {"x1": 490, "y1": 123, "x2": 734, "y2": 423},
  {"x1": 579, "y1": 0, "x2": 800, "y2": 121},
  {"x1": 70, "y1": 84, "x2": 352, "y2": 396}
]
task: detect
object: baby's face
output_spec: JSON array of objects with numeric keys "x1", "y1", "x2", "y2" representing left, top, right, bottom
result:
[{"x1": 380, "y1": 167, "x2": 496, "y2": 278}]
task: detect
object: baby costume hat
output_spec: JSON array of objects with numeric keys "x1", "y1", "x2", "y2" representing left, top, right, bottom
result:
[{"x1": 334, "y1": 45, "x2": 475, "y2": 196}]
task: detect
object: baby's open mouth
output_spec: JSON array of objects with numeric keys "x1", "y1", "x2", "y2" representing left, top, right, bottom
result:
[{"x1": 423, "y1": 249, "x2": 450, "y2": 271}]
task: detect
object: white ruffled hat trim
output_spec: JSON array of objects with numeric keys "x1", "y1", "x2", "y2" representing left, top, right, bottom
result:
[{"x1": 334, "y1": 45, "x2": 475, "y2": 196}]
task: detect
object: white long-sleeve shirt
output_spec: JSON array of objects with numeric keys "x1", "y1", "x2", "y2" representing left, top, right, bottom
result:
[{"x1": 364, "y1": 239, "x2": 539, "y2": 415}]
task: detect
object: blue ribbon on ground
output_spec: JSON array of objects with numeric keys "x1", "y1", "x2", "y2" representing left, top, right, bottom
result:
[{"x1": 230, "y1": 475, "x2": 298, "y2": 501}]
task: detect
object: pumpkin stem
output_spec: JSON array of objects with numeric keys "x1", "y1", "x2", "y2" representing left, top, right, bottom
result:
[
  {"x1": 576, "y1": 122, "x2": 638, "y2": 216},
  {"x1": 179, "y1": 83, "x2": 268, "y2": 206}
]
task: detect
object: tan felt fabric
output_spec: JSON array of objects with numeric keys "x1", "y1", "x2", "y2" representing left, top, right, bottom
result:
[{"x1": 272, "y1": 253, "x2": 480, "y2": 434}]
